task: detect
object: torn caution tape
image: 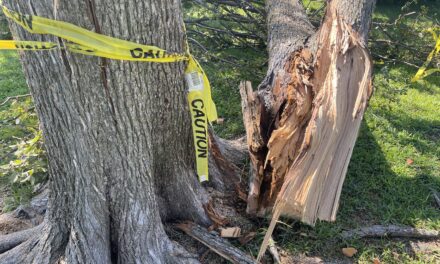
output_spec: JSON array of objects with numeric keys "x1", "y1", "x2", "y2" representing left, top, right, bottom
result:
[
  {"x1": 412, "y1": 27, "x2": 440, "y2": 82},
  {"x1": 0, "y1": 2, "x2": 217, "y2": 182}
]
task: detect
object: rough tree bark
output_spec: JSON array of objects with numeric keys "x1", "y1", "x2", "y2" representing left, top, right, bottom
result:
[
  {"x1": 0, "y1": 0, "x2": 238, "y2": 263},
  {"x1": 0, "y1": 0, "x2": 377, "y2": 263}
]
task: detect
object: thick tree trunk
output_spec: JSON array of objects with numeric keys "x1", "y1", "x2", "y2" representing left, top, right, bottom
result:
[
  {"x1": 243, "y1": 0, "x2": 376, "y2": 222},
  {"x1": 1, "y1": 0, "x2": 218, "y2": 263}
]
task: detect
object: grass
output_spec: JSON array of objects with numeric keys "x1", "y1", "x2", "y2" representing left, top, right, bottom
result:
[{"x1": 0, "y1": 1, "x2": 438, "y2": 263}]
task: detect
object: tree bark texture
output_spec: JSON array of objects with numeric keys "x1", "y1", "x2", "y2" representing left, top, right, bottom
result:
[{"x1": 1, "y1": 0, "x2": 216, "y2": 263}]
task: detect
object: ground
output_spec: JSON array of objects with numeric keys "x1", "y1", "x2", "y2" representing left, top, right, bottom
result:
[{"x1": 0, "y1": 1, "x2": 439, "y2": 263}]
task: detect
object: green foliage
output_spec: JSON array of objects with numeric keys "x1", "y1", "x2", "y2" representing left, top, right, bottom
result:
[
  {"x1": 0, "y1": 101, "x2": 45, "y2": 210},
  {"x1": 0, "y1": 130, "x2": 47, "y2": 185},
  {"x1": 0, "y1": 50, "x2": 45, "y2": 211}
]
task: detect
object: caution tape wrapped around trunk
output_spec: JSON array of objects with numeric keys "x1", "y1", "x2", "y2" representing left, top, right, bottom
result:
[{"x1": 0, "y1": 2, "x2": 217, "y2": 182}]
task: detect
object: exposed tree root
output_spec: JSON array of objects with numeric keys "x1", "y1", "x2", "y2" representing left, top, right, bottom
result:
[
  {"x1": 0, "y1": 224, "x2": 42, "y2": 254},
  {"x1": 341, "y1": 225, "x2": 440, "y2": 239}
]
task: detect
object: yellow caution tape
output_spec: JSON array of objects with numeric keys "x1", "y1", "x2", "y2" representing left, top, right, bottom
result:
[
  {"x1": 412, "y1": 27, "x2": 440, "y2": 82},
  {"x1": 0, "y1": 3, "x2": 217, "y2": 182}
]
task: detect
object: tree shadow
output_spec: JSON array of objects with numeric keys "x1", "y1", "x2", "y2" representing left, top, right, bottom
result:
[
  {"x1": 332, "y1": 112, "x2": 440, "y2": 261},
  {"x1": 270, "y1": 114, "x2": 440, "y2": 262},
  {"x1": 341, "y1": 120, "x2": 439, "y2": 229}
]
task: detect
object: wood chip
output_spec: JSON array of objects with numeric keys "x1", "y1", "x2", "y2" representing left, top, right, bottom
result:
[
  {"x1": 220, "y1": 227, "x2": 241, "y2": 238},
  {"x1": 216, "y1": 118, "x2": 225, "y2": 125},
  {"x1": 342, "y1": 247, "x2": 357, "y2": 257}
]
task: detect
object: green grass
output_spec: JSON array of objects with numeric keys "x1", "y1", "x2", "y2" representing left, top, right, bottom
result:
[{"x1": 0, "y1": 51, "x2": 27, "y2": 102}]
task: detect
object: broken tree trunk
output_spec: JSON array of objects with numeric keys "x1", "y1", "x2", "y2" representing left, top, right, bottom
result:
[
  {"x1": 242, "y1": 0, "x2": 374, "y2": 225},
  {"x1": 247, "y1": 0, "x2": 375, "y2": 260}
]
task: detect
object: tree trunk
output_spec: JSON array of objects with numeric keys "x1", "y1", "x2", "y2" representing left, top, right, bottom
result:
[
  {"x1": 250, "y1": 0, "x2": 376, "y2": 260},
  {"x1": 1, "y1": 0, "x2": 216, "y2": 263},
  {"x1": 243, "y1": 0, "x2": 376, "y2": 223}
]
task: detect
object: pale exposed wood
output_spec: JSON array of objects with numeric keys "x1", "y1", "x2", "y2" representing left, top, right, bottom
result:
[
  {"x1": 256, "y1": 0, "x2": 374, "y2": 260},
  {"x1": 220, "y1": 227, "x2": 241, "y2": 238},
  {"x1": 341, "y1": 225, "x2": 440, "y2": 239},
  {"x1": 342, "y1": 247, "x2": 357, "y2": 257},
  {"x1": 276, "y1": 0, "x2": 373, "y2": 225},
  {"x1": 176, "y1": 222, "x2": 256, "y2": 264},
  {"x1": 262, "y1": 49, "x2": 314, "y2": 213}
]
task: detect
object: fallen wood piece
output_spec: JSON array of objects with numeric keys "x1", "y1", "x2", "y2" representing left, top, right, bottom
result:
[
  {"x1": 0, "y1": 225, "x2": 43, "y2": 253},
  {"x1": 0, "y1": 94, "x2": 31, "y2": 106},
  {"x1": 176, "y1": 222, "x2": 256, "y2": 264},
  {"x1": 430, "y1": 188, "x2": 440, "y2": 208},
  {"x1": 220, "y1": 227, "x2": 241, "y2": 238},
  {"x1": 268, "y1": 237, "x2": 281, "y2": 264},
  {"x1": 341, "y1": 225, "x2": 439, "y2": 239}
]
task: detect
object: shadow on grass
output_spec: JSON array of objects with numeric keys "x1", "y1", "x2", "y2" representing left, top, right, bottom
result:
[
  {"x1": 342, "y1": 120, "x2": 439, "y2": 228},
  {"x1": 265, "y1": 114, "x2": 440, "y2": 261}
]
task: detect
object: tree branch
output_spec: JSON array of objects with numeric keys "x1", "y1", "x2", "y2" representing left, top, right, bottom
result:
[
  {"x1": 0, "y1": 94, "x2": 31, "y2": 106},
  {"x1": 176, "y1": 222, "x2": 255, "y2": 264},
  {"x1": 342, "y1": 225, "x2": 439, "y2": 239}
]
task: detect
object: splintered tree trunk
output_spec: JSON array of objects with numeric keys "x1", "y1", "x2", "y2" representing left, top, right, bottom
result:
[
  {"x1": 1, "y1": 0, "x2": 217, "y2": 263},
  {"x1": 243, "y1": 0, "x2": 376, "y2": 225},
  {"x1": 252, "y1": 0, "x2": 376, "y2": 260}
]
